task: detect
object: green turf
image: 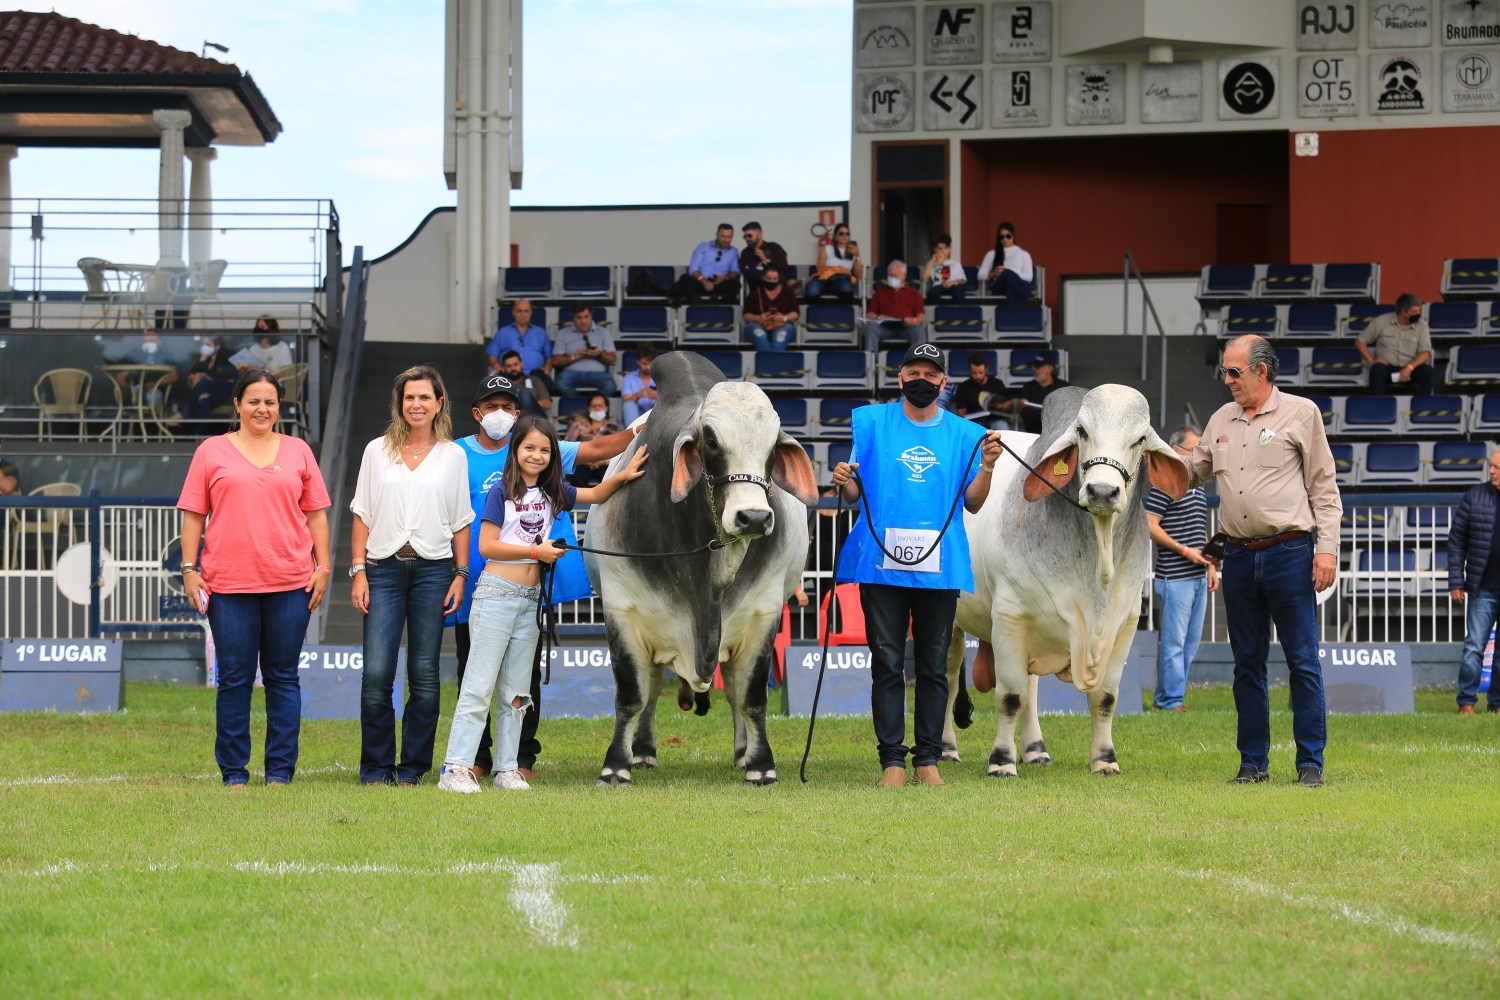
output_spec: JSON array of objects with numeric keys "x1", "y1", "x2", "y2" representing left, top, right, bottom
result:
[{"x1": 2, "y1": 682, "x2": 1497, "y2": 998}]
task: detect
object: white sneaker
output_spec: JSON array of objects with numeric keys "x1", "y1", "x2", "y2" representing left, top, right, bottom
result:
[
  {"x1": 492, "y1": 769, "x2": 531, "y2": 791},
  {"x1": 437, "y1": 763, "x2": 482, "y2": 793}
]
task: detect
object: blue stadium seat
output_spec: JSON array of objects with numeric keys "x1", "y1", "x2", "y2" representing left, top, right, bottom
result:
[
  {"x1": 1341, "y1": 507, "x2": 1390, "y2": 545},
  {"x1": 990, "y1": 306, "x2": 1048, "y2": 343},
  {"x1": 872, "y1": 265, "x2": 921, "y2": 289},
  {"x1": 1403, "y1": 395, "x2": 1466, "y2": 435},
  {"x1": 1260, "y1": 264, "x2": 1314, "y2": 299},
  {"x1": 1347, "y1": 548, "x2": 1418, "y2": 597},
  {"x1": 555, "y1": 306, "x2": 607, "y2": 329},
  {"x1": 616, "y1": 306, "x2": 672, "y2": 343},
  {"x1": 1221, "y1": 304, "x2": 1280, "y2": 339},
  {"x1": 827, "y1": 440, "x2": 853, "y2": 474},
  {"x1": 502, "y1": 266, "x2": 554, "y2": 299},
  {"x1": 698, "y1": 349, "x2": 746, "y2": 380},
  {"x1": 1448, "y1": 345, "x2": 1500, "y2": 387},
  {"x1": 1345, "y1": 302, "x2": 1395, "y2": 336},
  {"x1": 802, "y1": 304, "x2": 859, "y2": 347},
  {"x1": 948, "y1": 348, "x2": 1001, "y2": 381},
  {"x1": 1416, "y1": 547, "x2": 1452, "y2": 596},
  {"x1": 1299, "y1": 393, "x2": 1337, "y2": 431},
  {"x1": 496, "y1": 305, "x2": 547, "y2": 331},
  {"x1": 1305, "y1": 346, "x2": 1365, "y2": 386},
  {"x1": 748, "y1": 351, "x2": 810, "y2": 391},
  {"x1": 556, "y1": 395, "x2": 590, "y2": 422},
  {"x1": 815, "y1": 351, "x2": 873, "y2": 391},
  {"x1": 1404, "y1": 505, "x2": 1454, "y2": 542},
  {"x1": 815, "y1": 398, "x2": 867, "y2": 439},
  {"x1": 1284, "y1": 304, "x2": 1341, "y2": 338},
  {"x1": 1342, "y1": 395, "x2": 1399, "y2": 434},
  {"x1": 1359, "y1": 442, "x2": 1421, "y2": 485},
  {"x1": 678, "y1": 305, "x2": 739, "y2": 346},
  {"x1": 1471, "y1": 394, "x2": 1500, "y2": 434},
  {"x1": 1318, "y1": 262, "x2": 1377, "y2": 301},
  {"x1": 624, "y1": 265, "x2": 675, "y2": 301},
  {"x1": 882, "y1": 349, "x2": 906, "y2": 389},
  {"x1": 1274, "y1": 347, "x2": 1303, "y2": 386},
  {"x1": 771, "y1": 397, "x2": 810, "y2": 437},
  {"x1": 929, "y1": 305, "x2": 987, "y2": 344},
  {"x1": 1329, "y1": 442, "x2": 1357, "y2": 486},
  {"x1": 1199, "y1": 264, "x2": 1256, "y2": 302},
  {"x1": 1442, "y1": 257, "x2": 1500, "y2": 299},
  {"x1": 561, "y1": 266, "x2": 612, "y2": 299},
  {"x1": 1426, "y1": 301, "x2": 1481, "y2": 338},
  {"x1": 1427, "y1": 441, "x2": 1488, "y2": 485},
  {"x1": 1487, "y1": 300, "x2": 1500, "y2": 336}
]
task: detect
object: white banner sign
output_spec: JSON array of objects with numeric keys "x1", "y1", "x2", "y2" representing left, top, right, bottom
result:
[
  {"x1": 1297, "y1": 2, "x2": 1358, "y2": 50},
  {"x1": 1299, "y1": 54, "x2": 1359, "y2": 117},
  {"x1": 1443, "y1": 48, "x2": 1500, "y2": 110},
  {"x1": 990, "y1": 65, "x2": 1050, "y2": 127},
  {"x1": 1371, "y1": 52, "x2": 1434, "y2": 113},
  {"x1": 991, "y1": 1, "x2": 1051, "y2": 62},
  {"x1": 1066, "y1": 63, "x2": 1125, "y2": 125}
]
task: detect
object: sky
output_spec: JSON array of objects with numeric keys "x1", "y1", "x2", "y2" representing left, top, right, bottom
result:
[{"x1": 8, "y1": 0, "x2": 854, "y2": 263}]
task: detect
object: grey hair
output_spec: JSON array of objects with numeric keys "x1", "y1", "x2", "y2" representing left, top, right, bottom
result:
[
  {"x1": 888, "y1": 259, "x2": 907, "y2": 274},
  {"x1": 1168, "y1": 424, "x2": 1201, "y2": 448},
  {"x1": 1232, "y1": 334, "x2": 1279, "y2": 381}
]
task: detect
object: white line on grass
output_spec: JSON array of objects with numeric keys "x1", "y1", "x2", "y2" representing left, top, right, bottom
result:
[
  {"x1": 0, "y1": 763, "x2": 352, "y2": 787},
  {"x1": 1400, "y1": 741, "x2": 1499, "y2": 756},
  {"x1": 1190, "y1": 870, "x2": 1495, "y2": 955},
  {"x1": 508, "y1": 863, "x2": 579, "y2": 948}
]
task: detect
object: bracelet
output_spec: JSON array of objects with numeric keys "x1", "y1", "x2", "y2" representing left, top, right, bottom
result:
[
  {"x1": 453, "y1": 565, "x2": 470, "y2": 579},
  {"x1": 180, "y1": 562, "x2": 197, "y2": 572},
  {"x1": 530, "y1": 545, "x2": 538, "y2": 560},
  {"x1": 313, "y1": 565, "x2": 330, "y2": 574},
  {"x1": 979, "y1": 464, "x2": 994, "y2": 473}
]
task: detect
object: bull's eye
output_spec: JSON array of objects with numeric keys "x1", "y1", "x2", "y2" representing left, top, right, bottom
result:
[
  {"x1": 1134, "y1": 435, "x2": 1146, "y2": 448},
  {"x1": 1077, "y1": 425, "x2": 1089, "y2": 442}
]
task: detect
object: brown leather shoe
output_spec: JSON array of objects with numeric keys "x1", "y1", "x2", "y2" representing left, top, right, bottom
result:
[
  {"x1": 875, "y1": 765, "x2": 907, "y2": 788},
  {"x1": 914, "y1": 764, "x2": 947, "y2": 787},
  {"x1": 517, "y1": 767, "x2": 535, "y2": 781},
  {"x1": 1170, "y1": 705, "x2": 1189, "y2": 713},
  {"x1": 471, "y1": 764, "x2": 490, "y2": 779},
  {"x1": 1459, "y1": 705, "x2": 1476, "y2": 715}
]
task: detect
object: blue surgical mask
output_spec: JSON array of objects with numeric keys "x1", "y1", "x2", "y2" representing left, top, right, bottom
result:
[{"x1": 887, "y1": 276, "x2": 903, "y2": 289}]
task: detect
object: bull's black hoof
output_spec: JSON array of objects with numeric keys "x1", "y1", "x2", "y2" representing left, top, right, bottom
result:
[
  {"x1": 1022, "y1": 754, "x2": 1052, "y2": 766},
  {"x1": 630, "y1": 755, "x2": 657, "y2": 769},
  {"x1": 694, "y1": 692, "x2": 712, "y2": 716},
  {"x1": 986, "y1": 767, "x2": 1019, "y2": 779},
  {"x1": 596, "y1": 767, "x2": 632, "y2": 787},
  {"x1": 743, "y1": 769, "x2": 778, "y2": 786}
]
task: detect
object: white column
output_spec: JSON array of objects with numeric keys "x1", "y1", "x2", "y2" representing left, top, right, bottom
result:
[
  {"x1": 186, "y1": 147, "x2": 217, "y2": 267},
  {"x1": 152, "y1": 110, "x2": 191, "y2": 270},
  {"x1": 0, "y1": 145, "x2": 16, "y2": 293},
  {"x1": 464, "y1": 0, "x2": 484, "y2": 342},
  {"x1": 481, "y1": 0, "x2": 511, "y2": 339}
]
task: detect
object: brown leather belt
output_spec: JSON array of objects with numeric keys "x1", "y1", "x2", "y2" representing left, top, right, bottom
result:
[
  {"x1": 1228, "y1": 530, "x2": 1310, "y2": 552},
  {"x1": 394, "y1": 544, "x2": 419, "y2": 559}
]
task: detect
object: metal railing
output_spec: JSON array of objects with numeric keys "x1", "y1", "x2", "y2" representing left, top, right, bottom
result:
[{"x1": 1124, "y1": 250, "x2": 1172, "y2": 426}]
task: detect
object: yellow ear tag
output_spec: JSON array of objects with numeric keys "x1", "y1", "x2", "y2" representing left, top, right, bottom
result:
[{"x1": 1052, "y1": 459, "x2": 1070, "y2": 477}]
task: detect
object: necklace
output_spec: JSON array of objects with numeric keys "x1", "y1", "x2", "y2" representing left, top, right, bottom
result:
[{"x1": 406, "y1": 438, "x2": 434, "y2": 458}]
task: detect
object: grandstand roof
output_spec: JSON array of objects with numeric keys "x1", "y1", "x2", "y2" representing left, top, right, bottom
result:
[{"x1": 0, "y1": 10, "x2": 280, "y2": 147}]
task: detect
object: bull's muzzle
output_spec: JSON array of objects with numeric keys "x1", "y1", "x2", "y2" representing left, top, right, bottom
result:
[
  {"x1": 1083, "y1": 480, "x2": 1122, "y2": 511},
  {"x1": 730, "y1": 507, "x2": 774, "y2": 537}
]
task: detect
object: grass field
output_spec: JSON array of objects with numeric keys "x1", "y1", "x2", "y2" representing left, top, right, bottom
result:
[{"x1": 2, "y1": 681, "x2": 1498, "y2": 998}]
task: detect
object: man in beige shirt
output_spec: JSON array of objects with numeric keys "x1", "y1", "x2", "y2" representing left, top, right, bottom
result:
[
  {"x1": 1188, "y1": 334, "x2": 1343, "y2": 788},
  {"x1": 1355, "y1": 293, "x2": 1434, "y2": 396}
]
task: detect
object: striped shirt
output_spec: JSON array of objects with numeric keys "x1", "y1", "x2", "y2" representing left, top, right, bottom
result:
[{"x1": 1145, "y1": 486, "x2": 1208, "y2": 581}]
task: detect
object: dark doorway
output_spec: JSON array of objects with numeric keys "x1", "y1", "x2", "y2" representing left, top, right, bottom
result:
[
  {"x1": 1216, "y1": 204, "x2": 1275, "y2": 265},
  {"x1": 878, "y1": 187, "x2": 946, "y2": 268}
]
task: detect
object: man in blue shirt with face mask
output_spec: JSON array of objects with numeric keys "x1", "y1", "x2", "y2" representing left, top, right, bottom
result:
[
  {"x1": 831, "y1": 343, "x2": 1002, "y2": 788},
  {"x1": 449, "y1": 374, "x2": 636, "y2": 781}
]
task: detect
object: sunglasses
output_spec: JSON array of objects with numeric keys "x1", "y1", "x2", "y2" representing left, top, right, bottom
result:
[
  {"x1": 1001, "y1": 233, "x2": 1015, "y2": 240},
  {"x1": 714, "y1": 250, "x2": 723, "y2": 262},
  {"x1": 1216, "y1": 365, "x2": 1253, "y2": 380}
]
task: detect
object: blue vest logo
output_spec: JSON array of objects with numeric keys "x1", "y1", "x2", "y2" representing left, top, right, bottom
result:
[{"x1": 900, "y1": 445, "x2": 939, "y2": 481}]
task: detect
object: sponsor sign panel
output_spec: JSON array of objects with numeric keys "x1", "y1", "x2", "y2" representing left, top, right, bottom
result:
[
  {"x1": 1371, "y1": 1, "x2": 1434, "y2": 47},
  {"x1": 925, "y1": 5, "x2": 984, "y2": 65},
  {"x1": 1219, "y1": 58, "x2": 1281, "y2": 120},
  {"x1": 1297, "y1": 2, "x2": 1359, "y2": 50},
  {"x1": 855, "y1": 5, "x2": 916, "y2": 68},
  {"x1": 1370, "y1": 51, "x2": 1434, "y2": 113},
  {"x1": 1319, "y1": 643, "x2": 1415, "y2": 713},
  {"x1": 1442, "y1": 0, "x2": 1500, "y2": 45},
  {"x1": 0, "y1": 639, "x2": 124, "y2": 712},
  {"x1": 1141, "y1": 61, "x2": 1203, "y2": 124},
  {"x1": 923, "y1": 69, "x2": 982, "y2": 129},
  {"x1": 1443, "y1": 48, "x2": 1500, "y2": 109},
  {"x1": 785, "y1": 645, "x2": 872, "y2": 717},
  {"x1": 991, "y1": 1, "x2": 1051, "y2": 62},
  {"x1": 1299, "y1": 54, "x2": 1360, "y2": 116},
  {"x1": 856, "y1": 71, "x2": 916, "y2": 133},
  {"x1": 1037, "y1": 631, "x2": 1151, "y2": 715},
  {"x1": 1066, "y1": 63, "x2": 1126, "y2": 125},
  {"x1": 207, "y1": 639, "x2": 408, "y2": 721},
  {"x1": 990, "y1": 65, "x2": 1050, "y2": 127}
]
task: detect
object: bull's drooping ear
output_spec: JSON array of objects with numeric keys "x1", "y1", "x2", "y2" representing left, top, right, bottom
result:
[
  {"x1": 1143, "y1": 429, "x2": 1190, "y2": 500},
  {"x1": 670, "y1": 429, "x2": 702, "y2": 503},
  {"x1": 1023, "y1": 430, "x2": 1079, "y2": 502},
  {"x1": 771, "y1": 432, "x2": 819, "y2": 507}
]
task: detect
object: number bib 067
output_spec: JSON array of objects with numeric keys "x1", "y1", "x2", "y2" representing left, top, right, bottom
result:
[{"x1": 881, "y1": 528, "x2": 941, "y2": 573}]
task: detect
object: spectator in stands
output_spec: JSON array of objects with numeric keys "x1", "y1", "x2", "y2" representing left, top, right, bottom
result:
[
  {"x1": 672, "y1": 223, "x2": 741, "y2": 305},
  {"x1": 998, "y1": 354, "x2": 1069, "y2": 434},
  {"x1": 349, "y1": 365, "x2": 472, "y2": 786},
  {"x1": 950, "y1": 353, "x2": 1006, "y2": 428},
  {"x1": 743, "y1": 263, "x2": 800, "y2": 352},
  {"x1": 564, "y1": 393, "x2": 622, "y2": 487},
  {"x1": 621, "y1": 344, "x2": 658, "y2": 425},
  {"x1": 182, "y1": 336, "x2": 241, "y2": 426},
  {"x1": 177, "y1": 369, "x2": 332, "y2": 787},
  {"x1": 921, "y1": 234, "x2": 967, "y2": 304},
  {"x1": 0, "y1": 438, "x2": 19, "y2": 496},
  {"x1": 499, "y1": 350, "x2": 552, "y2": 416},
  {"x1": 976, "y1": 221, "x2": 1035, "y2": 306},
  {"x1": 740, "y1": 221, "x2": 790, "y2": 290},
  {"x1": 487, "y1": 299, "x2": 554, "y2": 392},
  {"x1": 862, "y1": 260, "x2": 925, "y2": 354},
  {"x1": 551, "y1": 305, "x2": 618, "y2": 398},
  {"x1": 248, "y1": 317, "x2": 293, "y2": 372},
  {"x1": 1146, "y1": 424, "x2": 1218, "y2": 713},
  {"x1": 1355, "y1": 293, "x2": 1434, "y2": 396},
  {"x1": 116, "y1": 329, "x2": 182, "y2": 415},
  {"x1": 1447, "y1": 447, "x2": 1500, "y2": 715},
  {"x1": 805, "y1": 224, "x2": 862, "y2": 301}
]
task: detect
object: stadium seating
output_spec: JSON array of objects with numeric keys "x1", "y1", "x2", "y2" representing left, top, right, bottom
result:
[
  {"x1": 1425, "y1": 301, "x2": 1482, "y2": 338},
  {"x1": 1259, "y1": 263, "x2": 1314, "y2": 299},
  {"x1": 1346, "y1": 548, "x2": 1418, "y2": 598},
  {"x1": 1427, "y1": 441, "x2": 1488, "y2": 485},
  {"x1": 1341, "y1": 507, "x2": 1389, "y2": 544},
  {"x1": 561, "y1": 266, "x2": 613, "y2": 300},
  {"x1": 1220, "y1": 304, "x2": 1280, "y2": 339},
  {"x1": 1345, "y1": 302, "x2": 1394, "y2": 336},
  {"x1": 1317, "y1": 262, "x2": 1378, "y2": 301},
  {"x1": 623, "y1": 265, "x2": 676, "y2": 301},
  {"x1": 1299, "y1": 394, "x2": 1337, "y2": 431},
  {"x1": 815, "y1": 351, "x2": 873, "y2": 392},
  {"x1": 770, "y1": 397, "x2": 810, "y2": 437},
  {"x1": 1330, "y1": 442, "x2": 1357, "y2": 485},
  {"x1": 1274, "y1": 347, "x2": 1302, "y2": 386},
  {"x1": 678, "y1": 305, "x2": 739, "y2": 346},
  {"x1": 801, "y1": 440, "x2": 829, "y2": 478},
  {"x1": 1342, "y1": 396, "x2": 1400, "y2": 435},
  {"x1": 1488, "y1": 300, "x2": 1500, "y2": 336},
  {"x1": 1403, "y1": 505, "x2": 1454, "y2": 543},
  {"x1": 698, "y1": 350, "x2": 745, "y2": 380},
  {"x1": 929, "y1": 305, "x2": 987, "y2": 344},
  {"x1": 1305, "y1": 347, "x2": 1365, "y2": 386},
  {"x1": 496, "y1": 305, "x2": 547, "y2": 330},
  {"x1": 748, "y1": 351, "x2": 810, "y2": 391},
  {"x1": 802, "y1": 304, "x2": 859, "y2": 347},
  {"x1": 615, "y1": 305, "x2": 672, "y2": 343},
  {"x1": 947, "y1": 348, "x2": 1001, "y2": 379},
  {"x1": 1441, "y1": 257, "x2": 1500, "y2": 299},
  {"x1": 1447, "y1": 345, "x2": 1500, "y2": 387},
  {"x1": 1197, "y1": 264, "x2": 1257, "y2": 305},
  {"x1": 501, "y1": 266, "x2": 554, "y2": 300},
  {"x1": 1402, "y1": 395, "x2": 1466, "y2": 435},
  {"x1": 990, "y1": 306, "x2": 1049, "y2": 343},
  {"x1": 1471, "y1": 394, "x2": 1500, "y2": 434},
  {"x1": 1284, "y1": 304, "x2": 1341, "y2": 338},
  {"x1": 814, "y1": 398, "x2": 866, "y2": 438},
  {"x1": 1359, "y1": 442, "x2": 1421, "y2": 485}
]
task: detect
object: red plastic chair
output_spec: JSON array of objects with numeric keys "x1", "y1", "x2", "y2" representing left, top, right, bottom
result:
[{"x1": 818, "y1": 582, "x2": 867, "y2": 646}]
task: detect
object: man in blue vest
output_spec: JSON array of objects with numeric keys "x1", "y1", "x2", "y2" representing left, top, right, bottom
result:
[
  {"x1": 449, "y1": 374, "x2": 636, "y2": 779},
  {"x1": 831, "y1": 343, "x2": 1002, "y2": 787}
]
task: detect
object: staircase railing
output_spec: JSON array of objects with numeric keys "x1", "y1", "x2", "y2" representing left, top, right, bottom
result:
[{"x1": 1123, "y1": 250, "x2": 1171, "y2": 425}]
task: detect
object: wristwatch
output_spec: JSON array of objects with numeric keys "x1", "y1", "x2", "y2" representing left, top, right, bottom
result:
[{"x1": 348, "y1": 563, "x2": 366, "y2": 579}]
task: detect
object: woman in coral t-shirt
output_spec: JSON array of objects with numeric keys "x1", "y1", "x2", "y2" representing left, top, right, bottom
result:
[{"x1": 177, "y1": 369, "x2": 332, "y2": 788}]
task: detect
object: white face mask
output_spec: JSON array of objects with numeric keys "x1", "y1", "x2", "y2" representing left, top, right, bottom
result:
[
  {"x1": 480, "y1": 408, "x2": 516, "y2": 441},
  {"x1": 142, "y1": 340, "x2": 158, "y2": 354},
  {"x1": 199, "y1": 344, "x2": 215, "y2": 358},
  {"x1": 887, "y1": 275, "x2": 903, "y2": 289},
  {"x1": 589, "y1": 409, "x2": 608, "y2": 422}
]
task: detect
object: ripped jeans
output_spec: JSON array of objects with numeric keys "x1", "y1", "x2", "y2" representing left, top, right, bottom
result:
[{"x1": 442, "y1": 574, "x2": 540, "y2": 773}]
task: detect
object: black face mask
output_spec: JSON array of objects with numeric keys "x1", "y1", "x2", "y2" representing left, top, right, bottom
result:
[{"x1": 900, "y1": 377, "x2": 941, "y2": 408}]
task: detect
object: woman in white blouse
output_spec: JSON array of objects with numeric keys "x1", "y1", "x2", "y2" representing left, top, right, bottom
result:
[
  {"x1": 976, "y1": 220, "x2": 1036, "y2": 307},
  {"x1": 349, "y1": 365, "x2": 473, "y2": 785}
]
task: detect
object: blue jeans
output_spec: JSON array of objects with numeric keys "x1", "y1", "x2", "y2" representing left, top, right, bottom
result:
[
  {"x1": 925, "y1": 284, "x2": 967, "y2": 304},
  {"x1": 860, "y1": 583, "x2": 956, "y2": 769},
  {"x1": 185, "y1": 377, "x2": 233, "y2": 421},
  {"x1": 804, "y1": 275, "x2": 854, "y2": 300},
  {"x1": 988, "y1": 269, "x2": 1033, "y2": 305},
  {"x1": 360, "y1": 556, "x2": 450, "y2": 784},
  {"x1": 444, "y1": 576, "x2": 540, "y2": 773},
  {"x1": 1154, "y1": 576, "x2": 1207, "y2": 709},
  {"x1": 555, "y1": 368, "x2": 617, "y2": 398},
  {"x1": 207, "y1": 589, "x2": 311, "y2": 785},
  {"x1": 1457, "y1": 588, "x2": 1500, "y2": 708},
  {"x1": 744, "y1": 322, "x2": 795, "y2": 352},
  {"x1": 1221, "y1": 536, "x2": 1326, "y2": 772}
]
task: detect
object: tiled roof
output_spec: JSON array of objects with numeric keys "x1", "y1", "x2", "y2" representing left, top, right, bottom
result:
[{"x1": 0, "y1": 10, "x2": 238, "y2": 74}]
